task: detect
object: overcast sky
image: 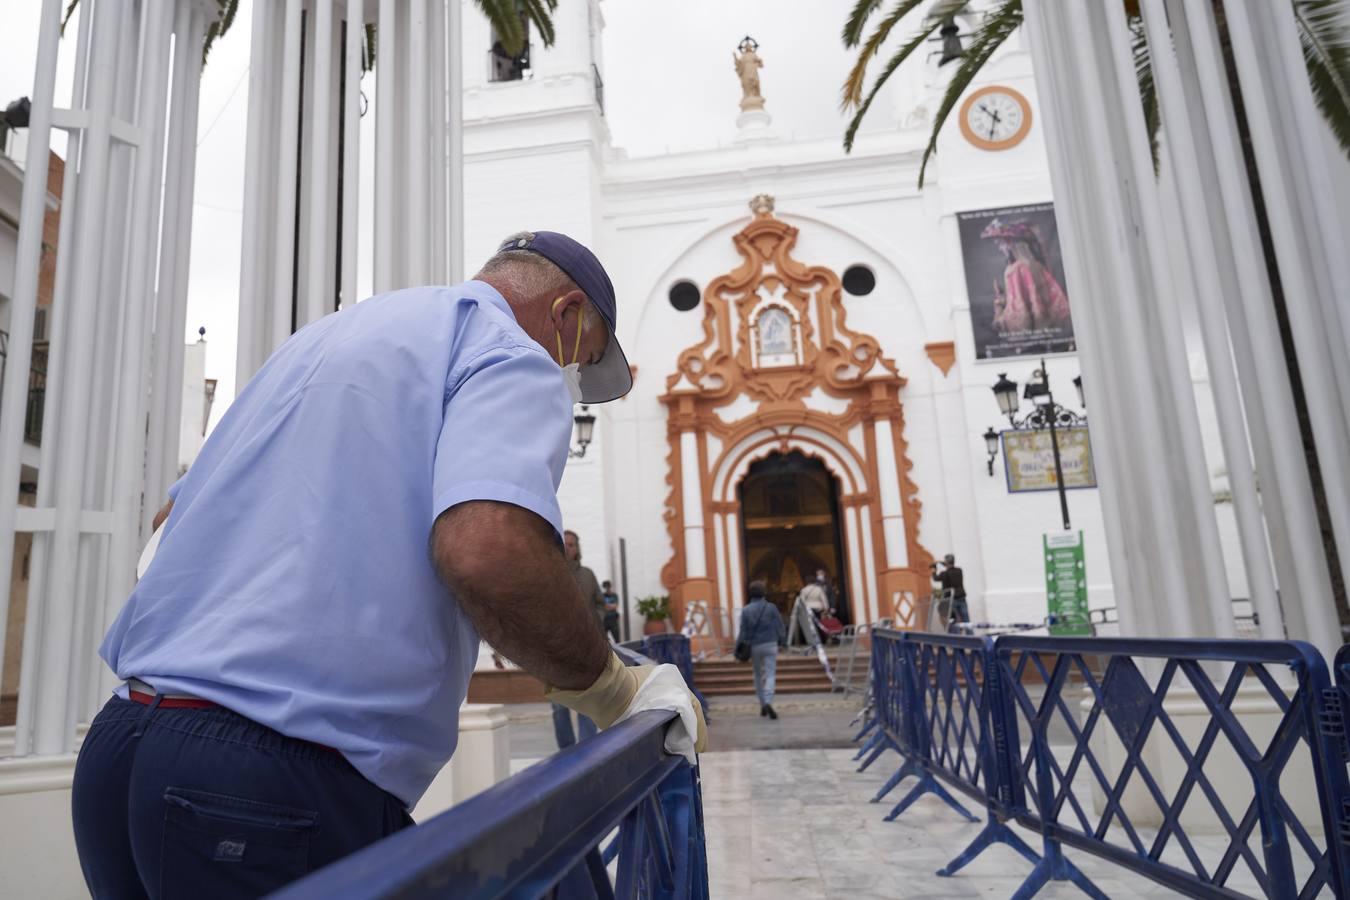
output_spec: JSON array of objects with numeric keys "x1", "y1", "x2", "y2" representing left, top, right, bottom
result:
[{"x1": 0, "y1": 1, "x2": 908, "y2": 427}]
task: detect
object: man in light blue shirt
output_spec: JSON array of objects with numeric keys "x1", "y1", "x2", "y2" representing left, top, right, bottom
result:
[{"x1": 71, "y1": 231, "x2": 706, "y2": 898}]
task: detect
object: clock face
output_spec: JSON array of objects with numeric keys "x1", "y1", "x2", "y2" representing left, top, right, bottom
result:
[{"x1": 959, "y1": 86, "x2": 1033, "y2": 151}]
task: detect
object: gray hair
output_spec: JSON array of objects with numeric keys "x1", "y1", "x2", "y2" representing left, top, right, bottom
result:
[
  {"x1": 477, "y1": 231, "x2": 602, "y2": 333},
  {"x1": 477, "y1": 231, "x2": 577, "y2": 300}
]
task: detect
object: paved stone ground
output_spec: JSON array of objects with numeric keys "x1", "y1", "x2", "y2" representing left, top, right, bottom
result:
[{"x1": 504, "y1": 695, "x2": 1308, "y2": 898}]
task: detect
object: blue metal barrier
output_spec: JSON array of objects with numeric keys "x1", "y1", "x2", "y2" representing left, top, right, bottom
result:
[
  {"x1": 870, "y1": 630, "x2": 982, "y2": 824},
  {"x1": 642, "y1": 634, "x2": 710, "y2": 716},
  {"x1": 860, "y1": 632, "x2": 1350, "y2": 899},
  {"x1": 995, "y1": 637, "x2": 1350, "y2": 899},
  {"x1": 271, "y1": 646, "x2": 708, "y2": 899}
]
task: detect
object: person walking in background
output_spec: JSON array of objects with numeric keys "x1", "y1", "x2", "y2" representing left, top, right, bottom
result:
[
  {"x1": 602, "y1": 579, "x2": 621, "y2": 643},
  {"x1": 552, "y1": 530, "x2": 606, "y2": 748},
  {"x1": 739, "y1": 580, "x2": 786, "y2": 720},
  {"x1": 932, "y1": 553, "x2": 969, "y2": 632}
]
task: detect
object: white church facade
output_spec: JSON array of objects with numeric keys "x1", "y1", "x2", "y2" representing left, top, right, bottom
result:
[{"x1": 459, "y1": 1, "x2": 1223, "y2": 639}]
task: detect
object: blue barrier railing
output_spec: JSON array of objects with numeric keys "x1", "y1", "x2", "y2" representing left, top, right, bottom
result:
[
  {"x1": 863, "y1": 630, "x2": 1350, "y2": 899},
  {"x1": 642, "y1": 634, "x2": 710, "y2": 716},
  {"x1": 271, "y1": 647, "x2": 709, "y2": 899}
]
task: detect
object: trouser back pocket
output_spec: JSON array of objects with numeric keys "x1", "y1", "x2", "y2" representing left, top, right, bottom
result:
[{"x1": 160, "y1": 787, "x2": 318, "y2": 899}]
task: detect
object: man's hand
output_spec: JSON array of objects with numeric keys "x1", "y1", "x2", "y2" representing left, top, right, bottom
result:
[
  {"x1": 152, "y1": 499, "x2": 174, "y2": 532},
  {"x1": 432, "y1": 500, "x2": 609, "y2": 691},
  {"x1": 546, "y1": 655, "x2": 708, "y2": 753}
]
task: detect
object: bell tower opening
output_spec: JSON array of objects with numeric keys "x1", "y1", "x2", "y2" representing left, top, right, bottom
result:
[{"x1": 737, "y1": 451, "x2": 851, "y2": 625}]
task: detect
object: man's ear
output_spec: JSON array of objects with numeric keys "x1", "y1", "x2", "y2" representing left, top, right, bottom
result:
[{"x1": 549, "y1": 289, "x2": 587, "y2": 327}]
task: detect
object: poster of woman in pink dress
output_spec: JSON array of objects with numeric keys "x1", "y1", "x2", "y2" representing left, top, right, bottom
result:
[{"x1": 957, "y1": 203, "x2": 1075, "y2": 359}]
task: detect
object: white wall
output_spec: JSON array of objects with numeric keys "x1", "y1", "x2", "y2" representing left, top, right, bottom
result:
[{"x1": 177, "y1": 339, "x2": 206, "y2": 474}]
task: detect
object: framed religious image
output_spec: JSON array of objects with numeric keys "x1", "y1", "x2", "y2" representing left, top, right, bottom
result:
[
  {"x1": 957, "y1": 203, "x2": 1075, "y2": 360},
  {"x1": 1001, "y1": 426, "x2": 1096, "y2": 493}
]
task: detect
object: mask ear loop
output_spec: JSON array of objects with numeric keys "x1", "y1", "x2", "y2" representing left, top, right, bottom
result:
[{"x1": 552, "y1": 297, "x2": 584, "y2": 366}]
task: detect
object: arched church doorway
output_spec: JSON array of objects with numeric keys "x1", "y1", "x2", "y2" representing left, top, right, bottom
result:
[{"x1": 737, "y1": 451, "x2": 851, "y2": 625}]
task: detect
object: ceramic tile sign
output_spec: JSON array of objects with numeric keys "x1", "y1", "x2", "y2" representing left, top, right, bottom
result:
[
  {"x1": 1045, "y1": 531, "x2": 1091, "y2": 635},
  {"x1": 1002, "y1": 426, "x2": 1096, "y2": 493}
]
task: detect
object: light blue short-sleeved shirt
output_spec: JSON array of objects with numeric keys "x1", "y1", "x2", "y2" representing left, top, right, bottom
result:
[{"x1": 100, "y1": 281, "x2": 573, "y2": 807}]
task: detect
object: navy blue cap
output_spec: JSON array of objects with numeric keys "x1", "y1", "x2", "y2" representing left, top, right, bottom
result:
[{"x1": 500, "y1": 230, "x2": 632, "y2": 403}]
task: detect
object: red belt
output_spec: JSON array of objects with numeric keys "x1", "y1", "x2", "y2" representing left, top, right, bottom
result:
[
  {"x1": 127, "y1": 688, "x2": 341, "y2": 755},
  {"x1": 129, "y1": 689, "x2": 217, "y2": 710}
]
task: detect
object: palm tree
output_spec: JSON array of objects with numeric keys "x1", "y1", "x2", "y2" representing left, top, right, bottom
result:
[
  {"x1": 841, "y1": 0, "x2": 1350, "y2": 185},
  {"x1": 63, "y1": 0, "x2": 557, "y2": 67},
  {"x1": 841, "y1": 0, "x2": 1350, "y2": 624}
]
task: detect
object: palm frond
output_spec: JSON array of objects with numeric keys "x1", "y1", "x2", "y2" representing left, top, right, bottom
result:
[
  {"x1": 1130, "y1": 14, "x2": 1160, "y2": 173},
  {"x1": 60, "y1": 0, "x2": 79, "y2": 35},
  {"x1": 364, "y1": 23, "x2": 378, "y2": 73},
  {"x1": 519, "y1": 0, "x2": 560, "y2": 48},
  {"x1": 844, "y1": 18, "x2": 950, "y2": 151},
  {"x1": 842, "y1": 0, "x2": 888, "y2": 49},
  {"x1": 917, "y1": 0, "x2": 1023, "y2": 187},
  {"x1": 841, "y1": 0, "x2": 929, "y2": 111},
  {"x1": 1295, "y1": 0, "x2": 1350, "y2": 157},
  {"x1": 477, "y1": 0, "x2": 526, "y2": 57},
  {"x1": 202, "y1": 0, "x2": 240, "y2": 65}
]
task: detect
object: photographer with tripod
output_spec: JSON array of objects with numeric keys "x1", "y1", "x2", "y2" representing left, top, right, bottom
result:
[{"x1": 931, "y1": 554, "x2": 969, "y2": 632}]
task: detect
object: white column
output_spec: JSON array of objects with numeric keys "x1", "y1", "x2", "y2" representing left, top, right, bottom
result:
[
  {"x1": 1024, "y1": 0, "x2": 1234, "y2": 638},
  {"x1": 1137, "y1": 0, "x2": 1283, "y2": 640},
  {"x1": 446, "y1": 0, "x2": 464, "y2": 282},
  {"x1": 270, "y1": 0, "x2": 303, "y2": 348},
  {"x1": 859, "y1": 506, "x2": 879, "y2": 625},
  {"x1": 236, "y1": 0, "x2": 275, "y2": 383},
  {"x1": 406, "y1": 0, "x2": 430, "y2": 283},
  {"x1": 100, "y1": 0, "x2": 175, "y2": 705},
  {"x1": 713, "y1": 512, "x2": 728, "y2": 614},
  {"x1": 725, "y1": 510, "x2": 743, "y2": 615},
  {"x1": 1018, "y1": 0, "x2": 1141, "y2": 637},
  {"x1": 25, "y1": 0, "x2": 126, "y2": 756},
  {"x1": 1176, "y1": 0, "x2": 1332, "y2": 642},
  {"x1": 1222, "y1": 0, "x2": 1350, "y2": 647},
  {"x1": 871, "y1": 419, "x2": 908, "y2": 569},
  {"x1": 158, "y1": 5, "x2": 206, "y2": 504},
  {"x1": 339, "y1": 0, "x2": 362, "y2": 308},
  {"x1": 373, "y1": 0, "x2": 396, "y2": 291},
  {"x1": 680, "y1": 431, "x2": 705, "y2": 578},
  {"x1": 0, "y1": 0, "x2": 63, "y2": 705},
  {"x1": 845, "y1": 505, "x2": 867, "y2": 623},
  {"x1": 303, "y1": 0, "x2": 335, "y2": 327}
]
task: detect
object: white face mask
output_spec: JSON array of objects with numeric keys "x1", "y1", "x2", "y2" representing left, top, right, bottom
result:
[
  {"x1": 561, "y1": 362, "x2": 584, "y2": 404},
  {"x1": 553, "y1": 297, "x2": 585, "y2": 404}
]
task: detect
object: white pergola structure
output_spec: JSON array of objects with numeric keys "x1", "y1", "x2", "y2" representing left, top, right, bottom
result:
[
  {"x1": 0, "y1": 0, "x2": 217, "y2": 759},
  {"x1": 1022, "y1": 0, "x2": 1349, "y2": 659},
  {"x1": 235, "y1": 0, "x2": 464, "y2": 387}
]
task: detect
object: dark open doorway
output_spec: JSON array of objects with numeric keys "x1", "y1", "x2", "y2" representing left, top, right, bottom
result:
[{"x1": 737, "y1": 451, "x2": 851, "y2": 624}]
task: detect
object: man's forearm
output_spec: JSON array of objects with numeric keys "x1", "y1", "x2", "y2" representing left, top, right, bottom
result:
[{"x1": 432, "y1": 501, "x2": 610, "y2": 690}]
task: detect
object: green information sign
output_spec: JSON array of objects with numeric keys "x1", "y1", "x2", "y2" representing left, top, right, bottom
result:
[{"x1": 1044, "y1": 531, "x2": 1091, "y2": 635}]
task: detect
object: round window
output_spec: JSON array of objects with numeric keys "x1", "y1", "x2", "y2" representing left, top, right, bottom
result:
[
  {"x1": 668, "y1": 280, "x2": 701, "y2": 312},
  {"x1": 842, "y1": 264, "x2": 876, "y2": 297}
]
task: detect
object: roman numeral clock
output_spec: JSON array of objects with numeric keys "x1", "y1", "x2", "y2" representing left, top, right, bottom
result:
[{"x1": 959, "y1": 85, "x2": 1033, "y2": 151}]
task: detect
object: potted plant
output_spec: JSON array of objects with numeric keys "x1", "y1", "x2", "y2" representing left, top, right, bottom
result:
[{"x1": 636, "y1": 595, "x2": 672, "y2": 636}]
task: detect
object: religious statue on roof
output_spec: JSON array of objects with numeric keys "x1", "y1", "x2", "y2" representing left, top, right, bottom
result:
[{"x1": 734, "y1": 36, "x2": 765, "y2": 111}]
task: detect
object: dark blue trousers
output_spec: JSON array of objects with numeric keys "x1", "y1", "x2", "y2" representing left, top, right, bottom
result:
[{"x1": 72, "y1": 695, "x2": 412, "y2": 899}]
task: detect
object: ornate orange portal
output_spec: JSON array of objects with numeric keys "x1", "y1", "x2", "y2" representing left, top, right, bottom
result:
[{"x1": 659, "y1": 197, "x2": 933, "y2": 640}]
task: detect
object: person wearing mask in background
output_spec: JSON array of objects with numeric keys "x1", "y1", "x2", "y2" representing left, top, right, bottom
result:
[{"x1": 738, "y1": 580, "x2": 786, "y2": 720}]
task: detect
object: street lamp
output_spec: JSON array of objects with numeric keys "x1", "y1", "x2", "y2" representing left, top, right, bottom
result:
[
  {"x1": 983, "y1": 427, "x2": 1000, "y2": 477},
  {"x1": 992, "y1": 372, "x2": 1019, "y2": 418},
  {"x1": 984, "y1": 359, "x2": 1086, "y2": 531},
  {"x1": 569, "y1": 406, "x2": 596, "y2": 458}
]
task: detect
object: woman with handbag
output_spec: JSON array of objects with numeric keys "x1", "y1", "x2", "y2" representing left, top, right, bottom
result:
[{"x1": 735, "y1": 580, "x2": 787, "y2": 719}]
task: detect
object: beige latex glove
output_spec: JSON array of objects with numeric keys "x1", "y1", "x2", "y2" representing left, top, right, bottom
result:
[{"x1": 545, "y1": 652, "x2": 709, "y2": 754}]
